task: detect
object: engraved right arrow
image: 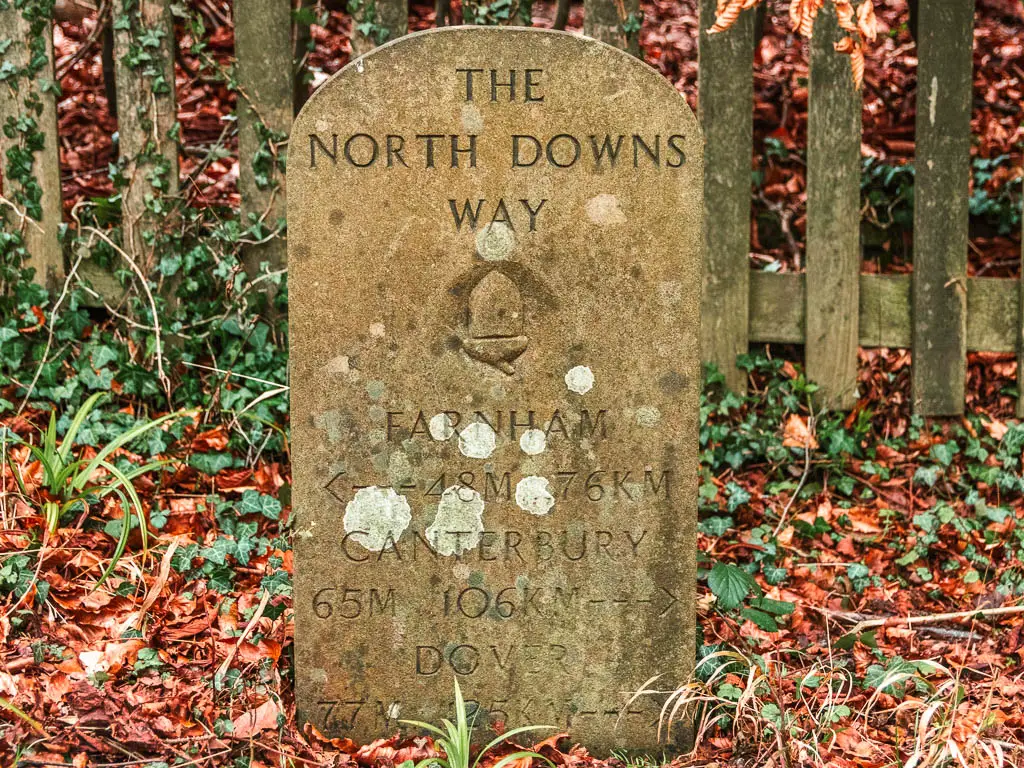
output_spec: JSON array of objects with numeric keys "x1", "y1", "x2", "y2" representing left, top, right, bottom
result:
[{"x1": 658, "y1": 586, "x2": 679, "y2": 616}]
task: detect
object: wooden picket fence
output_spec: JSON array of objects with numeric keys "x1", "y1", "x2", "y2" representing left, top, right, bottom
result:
[{"x1": 1, "y1": 0, "x2": 1020, "y2": 416}]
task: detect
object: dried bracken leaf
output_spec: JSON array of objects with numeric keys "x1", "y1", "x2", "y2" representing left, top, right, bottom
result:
[
  {"x1": 835, "y1": 0, "x2": 857, "y2": 34},
  {"x1": 782, "y1": 414, "x2": 818, "y2": 450},
  {"x1": 708, "y1": 0, "x2": 760, "y2": 34},
  {"x1": 790, "y1": 0, "x2": 824, "y2": 38},
  {"x1": 856, "y1": 0, "x2": 878, "y2": 42}
]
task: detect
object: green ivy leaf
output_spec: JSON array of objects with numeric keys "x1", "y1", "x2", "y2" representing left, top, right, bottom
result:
[
  {"x1": 189, "y1": 452, "x2": 234, "y2": 475},
  {"x1": 237, "y1": 489, "x2": 282, "y2": 520}
]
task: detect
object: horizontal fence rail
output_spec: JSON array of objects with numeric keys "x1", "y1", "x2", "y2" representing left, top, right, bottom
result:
[{"x1": 1, "y1": 0, "x2": 1020, "y2": 416}]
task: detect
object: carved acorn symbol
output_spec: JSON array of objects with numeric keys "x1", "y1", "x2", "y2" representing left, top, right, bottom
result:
[{"x1": 464, "y1": 270, "x2": 529, "y2": 375}]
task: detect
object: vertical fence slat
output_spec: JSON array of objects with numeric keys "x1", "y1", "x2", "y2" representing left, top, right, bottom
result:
[
  {"x1": 698, "y1": 0, "x2": 755, "y2": 393},
  {"x1": 806, "y1": 5, "x2": 861, "y2": 410},
  {"x1": 350, "y1": 0, "x2": 408, "y2": 57},
  {"x1": 912, "y1": 0, "x2": 974, "y2": 416},
  {"x1": 1019, "y1": 195, "x2": 1024, "y2": 418},
  {"x1": 235, "y1": 0, "x2": 293, "y2": 282},
  {"x1": 584, "y1": 0, "x2": 641, "y2": 54},
  {"x1": 0, "y1": 6, "x2": 63, "y2": 289},
  {"x1": 112, "y1": 0, "x2": 179, "y2": 270}
]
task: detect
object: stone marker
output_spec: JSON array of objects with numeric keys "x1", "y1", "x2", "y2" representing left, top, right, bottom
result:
[{"x1": 289, "y1": 27, "x2": 703, "y2": 752}]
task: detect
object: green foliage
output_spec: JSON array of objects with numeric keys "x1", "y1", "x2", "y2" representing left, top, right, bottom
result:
[
  {"x1": 462, "y1": 0, "x2": 530, "y2": 26},
  {"x1": 3, "y1": 392, "x2": 181, "y2": 582},
  {"x1": 708, "y1": 562, "x2": 755, "y2": 611},
  {"x1": 699, "y1": 353, "x2": 1024, "y2": 637},
  {"x1": 970, "y1": 154, "x2": 1022, "y2": 236},
  {"x1": 400, "y1": 679, "x2": 556, "y2": 768},
  {"x1": 347, "y1": 0, "x2": 392, "y2": 43},
  {"x1": 167, "y1": 495, "x2": 284, "y2": 594}
]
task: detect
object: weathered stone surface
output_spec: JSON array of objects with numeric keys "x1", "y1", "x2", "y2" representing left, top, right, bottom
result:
[{"x1": 289, "y1": 27, "x2": 702, "y2": 752}]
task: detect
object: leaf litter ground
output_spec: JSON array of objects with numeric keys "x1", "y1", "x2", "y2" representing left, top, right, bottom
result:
[{"x1": 4, "y1": 0, "x2": 1024, "y2": 765}]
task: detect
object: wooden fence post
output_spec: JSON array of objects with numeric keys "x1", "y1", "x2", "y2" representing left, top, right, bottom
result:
[
  {"x1": 584, "y1": 0, "x2": 641, "y2": 55},
  {"x1": 235, "y1": 0, "x2": 293, "y2": 284},
  {"x1": 698, "y1": 0, "x2": 755, "y2": 393},
  {"x1": 350, "y1": 0, "x2": 408, "y2": 57},
  {"x1": 0, "y1": 3, "x2": 63, "y2": 289},
  {"x1": 112, "y1": 0, "x2": 179, "y2": 272},
  {"x1": 912, "y1": 0, "x2": 974, "y2": 416},
  {"x1": 1019, "y1": 193, "x2": 1024, "y2": 418},
  {"x1": 805, "y1": 4, "x2": 861, "y2": 410}
]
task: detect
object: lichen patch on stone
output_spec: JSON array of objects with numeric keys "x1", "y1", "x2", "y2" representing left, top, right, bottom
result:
[
  {"x1": 324, "y1": 355, "x2": 350, "y2": 375},
  {"x1": 515, "y1": 476, "x2": 555, "y2": 516},
  {"x1": 519, "y1": 428, "x2": 547, "y2": 455},
  {"x1": 313, "y1": 410, "x2": 347, "y2": 444},
  {"x1": 461, "y1": 103, "x2": 484, "y2": 132},
  {"x1": 458, "y1": 421, "x2": 497, "y2": 458},
  {"x1": 636, "y1": 405, "x2": 662, "y2": 427},
  {"x1": 429, "y1": 412, "x2": 455, "y2": 441},
  {"x1": 475, "y1": 221, "x2": 515, "y2": 261},
  {"x1": 565, "y1": 365, "x2": 595, "y2": 395},
  {"x1": 426, "y1": 485, "x2": 485, "y2": 555},
  {"x1": 585, "y1": 193, "x2": 626, "y2": 226},
  {"x1": 343, "y1": 486, "x2": 412, "y2": 551}
]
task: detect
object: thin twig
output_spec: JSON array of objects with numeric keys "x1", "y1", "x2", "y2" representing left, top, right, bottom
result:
[
  {"x1": 215, "y1": 588, "x2": 272, "y2": 687},
  {"x1": 821, "y1": 604, "x2": 1024, "y2": 635},
  {"x1": 0, "y1": 193, "x2": 45, "y2": 234},
  {"x1": 17, "y1": 251, "x2": 87, "y2": 415},
  {"x1": 55, "y1": 0, "x2": 111, "y2": 80},
  {"x1": 79, "y1": 225, "x2": 171, "y2": 400}
]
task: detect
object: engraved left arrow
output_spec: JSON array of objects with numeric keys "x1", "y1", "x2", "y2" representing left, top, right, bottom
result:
[{"x1": 324, "y1": 469, "x2": 347, "y2": 504}]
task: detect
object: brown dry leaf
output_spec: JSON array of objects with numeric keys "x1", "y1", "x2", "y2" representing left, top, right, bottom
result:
[
  {"x1": 192, "y1": 426, "x2": 229, "y2": 452},
  {"x1": 231, "y1": 697, "x2": 282, "y2": 740},
  {"x1": 846, "y1": 506, "x2": 882, "y2": 534},
  {"x1": 782, "y1": 414, "x2": 818, "y2": 450}
]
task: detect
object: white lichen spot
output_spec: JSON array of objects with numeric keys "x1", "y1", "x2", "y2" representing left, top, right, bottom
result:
[
  {"x1": 369, "y1": 322, "x2": 386, "y2": 339},
  {"x1": 461, "y1": 103, "x2": 484, "y2": 133},
  {"x1": 565, "y1": 365, "x2": 595, "y2": 395},
  {"x1": 355, "y1": 58, "x2": 365, "y2": 73},
  {"x1": 429, "y1": 412, "x2": 456, "y2": 441},
  {"x1": 516, "y1": 476, "x2": 555, "y2": 516},
  {"x1": 452, "y1": 562, "x2": 471, "y2": 580},
  {"x1": 475, "y1": 222, "x2": 516, "y2": 262},
  {"x1": 657, "y1": 281, "x2": 683, "y2": 307},
  {"x1": 458, "y1": 421, "x2": 497, "y2": 459},
  {"x1": 313, "y1": 410, "x2": 346, "y2": 444},
  {"x1": 929, "y1": 76, "x2": 938, "y2": 127},
  {"x1": 324, "y1": 355, "x2": 350, "y2": 375},
  {"x1": 386, "y1": 702, "x2": 402, "y2": 720},
  {"x1": 585, "y1": 193, "x2": 626, "y2": 226},
  {"x1": 426, "y1": 485, "x2": 485, "y2": 555},
  {"x1": 636, "y1": 406, "x2": 662, "y2": 427},
  {"x1": 519, "y1": 428, "x2": 547, "y2": 455},
  {"x1": 343, "y1": 486, "x2": 411, "y2": 551},
  {"x1": 387, "y1": 451, "x2": 414, "y2": 486}
]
